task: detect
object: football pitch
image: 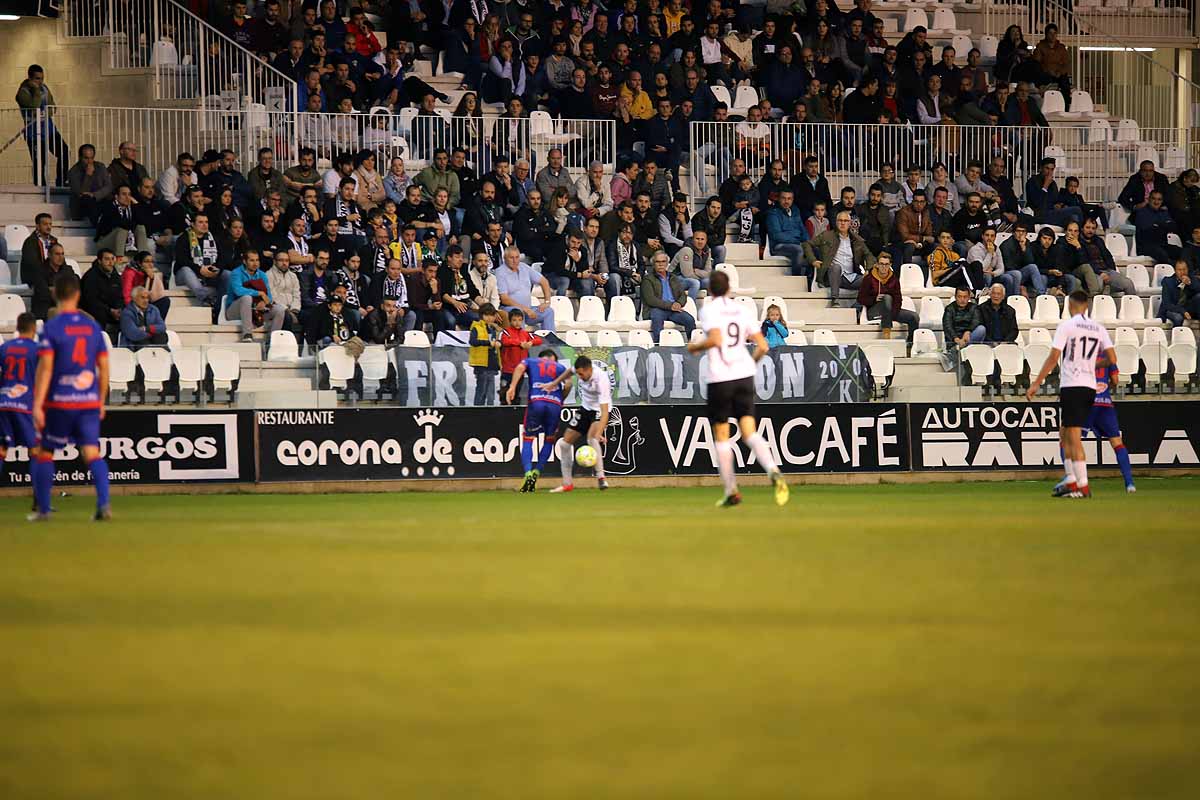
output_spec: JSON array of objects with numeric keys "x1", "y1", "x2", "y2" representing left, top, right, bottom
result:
[{"x1": 2, "y1": 480, "x2": 1199, "y2": 799}]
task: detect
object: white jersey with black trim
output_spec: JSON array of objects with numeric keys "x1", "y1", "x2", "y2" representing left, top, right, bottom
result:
[
  {"x1": 1052, "y1": 313, "x2": 1114, "y2": 389},
  {"x1": 577, "y1": 367, "x2": 613, "y2": 412},
  {"x1": 698, "y1": 295, "x2": 758, "y2": 384}
]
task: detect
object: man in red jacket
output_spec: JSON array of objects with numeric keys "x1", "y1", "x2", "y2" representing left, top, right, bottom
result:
[{"x1": 856, "y1": 252, "x2": 920, "y2": 345}]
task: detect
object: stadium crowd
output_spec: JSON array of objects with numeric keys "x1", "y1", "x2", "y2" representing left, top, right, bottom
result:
[{"x1": 13, "y1": 0, "x2": 1200, "y2": 357}]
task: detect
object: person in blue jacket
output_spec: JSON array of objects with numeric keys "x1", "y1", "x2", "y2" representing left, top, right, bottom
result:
[
  {"x1": 225, "y1": 251, "x2": 285, "y2": 341},
  {"x1": 765, "y1": 188, "x2": 810, "y2": 277}
]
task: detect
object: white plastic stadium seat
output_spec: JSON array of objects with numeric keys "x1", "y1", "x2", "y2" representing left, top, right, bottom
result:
[
  {"x1": 1168, "y1": 343, "x2": 1196, "y2": 388},
  {"x1": 608, "y1": 295, "x2": 649, "y2": 330},
  {"x1": 979, "y1": 35, "x2": 999, "y2": 64},
  {"x1": 549, "y1": 295, "x2": 577, "y2": 328},
  {"x1": 1007, "y1": 295, "x2": 1032, "y2": 324},
  {"x1": 710, "y1": 84, "x2": 733, "y2": 109},
  {"x1": 1023, "y1": 344, "x2": 1051, "y2": 384},
  {"x1": 930, "y1": 8, "x2": 962, "y2": 34},
  {"x1": 658, "y1": 329, "x2": 686, "y2": 347},
  {"x1": 1118, "y1": 295, "x2": 1145, "y2": 322},
  {"x1": 359, "y1": 345, "x2": 391, "y2": 388},
  {"x1": 1114, "y1": 343, "x2": 1140, "y2": 389},
  {"x1": 900, "y1": 263, "x2": 926, "y2": 293},
  {"x1": 1033, "y1": 295, "x2": 1061, "y2": 323},
  {"x1": 1153, "y1": 263, "x2": 1174, "y2": 286},
  {"x1": 961, "y1": 345, "x2": 995, "y2": 386},
  {"x1": 1091, "y1": 294, "x2": 1118, "y2": 324},
  {"x1": 136, "y1": 347, "x2": 173, "y2": 395},
  {"x1": 863, "y1": 345, "x2": 894, "y2": 394},
  {"x1": 733, "y1": 85, "x2": 759, "y2": 111},
  {"x1": 403, "y1": 330, "x2": 431, "y2": 347},
  {"x1": 627, "y1": 329, "x2": 654, "y2": 348},
  {"x1": 1142, "y1": 325, "x2": 1168, "y2": 348},
  {"x1": 108, "y1": 348, "x2": 137, "y2": 396},
  {"x1": 267, "y1": 330, "x2": 300, "y2": 361},
  {"x1": 811, "y1": 328, "x2": 838, "y2": 345},
  {"x1": 1140, "y1": 342, "x2": 1167, "y2": 389},
  {"x1": 1114, "y1": 326, "x2": 1139, "y2": 346},
  {"x1": 1171, "y1": 326, "x2": 1197, "y2": 347},
  {"x1": 564, "y1": 329, "x2": 591, "y2": 348},
  {"x1": 994, "y1": 344, "x2": 1024, "y2": 390},
  {"x1": 1028, "y1": 327, "x2": 1053, "y2": 346},
  {"x1": 595, "y1": 329, "x2": 623, "y2": 347},
  {"x1": 904, "y1": 9, "x2": 929, "y2": 31},
  {"x1": 785, "y1": 329, "x2": 807, "y2": 346},
  {"x1": 576, "y1": 296, "x2": 607, "y2": 327},
  {"x1": 911, "y1": 328, "x2": 940, "y2": 359},
  {"x1": 320, "y1": 346, "x2": 356, "y2": 390},
  {"x1": 173, "y1": 348, "x2": 205, "y2": 397},
  {"x1": 0, "y1": 294, "x2": 24, "y2": 324},
  {"x1": 207, "y1": 348, "x2": 241, "y2": 391},
  {"x1": 1041, "y1": 91, "x2": 1069, "y2": 118},
  {"x1": 4, "y1": 224, "x2": 29, "y2": 248},
  {"x1": 1125, "y1": 264, "x2": 1150, "y2": 293},
  {"x1": 919, "y1": 296, "x2": 943, "y2": 328},
  {"x1": 733, "y1": 295, "x2": 758, "y2": 318},
  {"x1": 951, "y1": 35, "x2": 973, "y2": 59},
  {"x1": 760, "y1": 295, "x2": 788, "y2": 322},
  {"x1": 715, "y1": 263, "x2": 755, "y2": 294},
  {"x1": 166, "y1": 329, "x2": 183, "y2": 352}
]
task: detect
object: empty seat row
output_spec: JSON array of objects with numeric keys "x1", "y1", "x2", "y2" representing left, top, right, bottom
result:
[{"x1": 106, "y1": 345, "x2": 240, "y2": 401}]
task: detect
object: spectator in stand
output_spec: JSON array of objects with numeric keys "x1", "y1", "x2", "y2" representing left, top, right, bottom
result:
[
  {"x1": 1079, "y1": 218, "x2": 1135, "y2": 297},
  {"x1": 133, "y1": 177, "x2": 175, "y2": 266},
  {"x1": 268, "y1": 251, "x2": 305, "y2": 340},
  {"x1": 513, "y1": 190, "x2": 556, "y2": 265},
  {"x1": 67, "y1": 144, "x2": 113, "y2": 224},
  {"x1": 94, "y1": 184, "x2": 136, "y2": 260},
  {"x1": 352, "y1": 151, "x2": 386, "y2": 212},
  {"x1": 892, "y1": 189, "x2": 934, "y2": 271},
  {"x1": 943, "y1": 285, "x2": 985, "y2": 349},
  {"x1": 856, "y1": 252, "x2": 920, "y2": 344},
  {"x1": 29, "y1": 243, "x2": 68, "y2": 320},
  {"x1": 576, "y1": 161, "x2": 613, "y2": 219},
  {"x1": 1165, "y1": 168, "x2": 1200, "y2": 235},
  {"x1": 978, "y1": 283, "x2": 1019, "y2": 344},
  {"x1": 607, "y1": 224, "x2": 647, "y2": 307},
  {"x1": 642, "y1": 250, "x2": 696, "y2": 343},
  {"x1": 382, "y1": 156, "x2": 411, "y2": 206},
  {"x1": 855, "y1": 183, "x2": 892, "y2": 256},
  {"x1": 806, "y1": 201, "x2": 830, "y2": 240},
  {"x1": 156, "y1": 152, "x2": 198, "y2": 207},
  {"x1": 467, "y1": 249, "x2": 502, "y2": 311},
  {"x1": 496, "y1": 246, "x2": 556, "y2": 331},
  {"x1": 437, "y1": 246, "x2": 481, "y2": 330},
  {"x1": 1025, "y1": 158, "x2": 1083, "y2": 229},
  {"x1": 635, "y1": 158, "x2": 673, "y2": 215},
  {"x1": 1031, "y1": 226, "x2": 1080, "y2": 296},
  {"x1": 1119, "y1": 159, "x2": 1171, "y2": 214},
  {"x1": 1183, "y1": 225, "x2": 1200, "y2": 275},
  {"x1": 225, "y1": 250, "x2": 284, "y2": 342},
  {"x1": 312, "y1": 293, "x2": 354, "y2": 348},
  {"x1": 283, "y1": 147, "x2": 323, "y2": 203},
  {"x1": 691, "y1": 197, "x2": 728, "y2": 266},
  {"x1": 809, "y1": 209, "x2": 877, "y2": 306},
  {"x1": 119, "y1": 286, "x2": 169, "y2": 350},
  {"x1": 122, "y1": 250, "x2": 170, "y2": 321},
  {"x1": 610, "y1": 159, "x2": 639, "y2": 209},
  {"x1": 1061, "y1": 176, "x2": 1110, "y2": 230},
  {"x1": 929, "y1": 186, "x2": 955, "y2": 242},
  {"x1": 80, "y1": 248, "x2": 124, "y2": 341},
  {"x1": 362, "y1": 296, "x2": 408, "y2": 346},
  {"x1": 1132, "y1": 190, "x2": 1181, "y2": 265},
  {"x1": 362, "y1": 256, "x2": 416, "y2": 331},
  {"x1": 645, "y1": 98, "x2": 684, "y2": 187},
  {"x1": 536, "y1": 148, "x2": 578, "y2": 206},
  {"x1": 967, "y1": 227, "x2": 1017, "y2": 296},
  {"x1": 998, "y1": 222, "x2": 1048, "y2": 297},
  {"x1": 761, "y1": 303, "x2": 789, "y2": 349},
  {"x1": 543, "y1": 229, "x2": 596, "y2": 298},
  {"x1": 20, "y1": 212, "x2": 57, "y2": 293},
  {"x1": 929, "y1": 229, "x2": 981, "y2": 290},
  {"x1": 765, "y1": 188, "x2": 810, "y2": 278},
  {"x1": 952, "y1": 192, "x2": 989, "y2": 256},
  {"x1": 657, "y1": 193, "x2": 693, "y2": 258},
  {"x1": 247, "y1": 147, "x2": 285, "y2": 202},
  {"x1": 877, "y1": 164, "x2": 903, "y2": 213},
  {"x1": 1032, "y1": 24, "x2": 1072, "y2": 97},
  {"x1": 1160, "y1": 259, "x2": 1200, "y2": 327},
  {"x1": 671, "y1": 229, "x2": 714, "y2": 301},
  {"x1": 174, "y1": 213, "x2": 229, "y2": 313},
  {"x1": 404, "y1": 261, "x2": 446, "y2": 333},
  {"x1": 925, "y1": 162, "x2": 960, "y2": 213},
  {"x1": 108, "y1": 141, "x2": 149, "y2": 192}
]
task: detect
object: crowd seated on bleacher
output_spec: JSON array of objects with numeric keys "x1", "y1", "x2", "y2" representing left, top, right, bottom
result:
[{"x1": 5, "y1": 2, "x2": 1200, "y2": 400}]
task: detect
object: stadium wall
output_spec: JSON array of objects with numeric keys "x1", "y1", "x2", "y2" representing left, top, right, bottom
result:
[{"x1": 1, "y1": 403, "x2": 1198, "y2": 493}]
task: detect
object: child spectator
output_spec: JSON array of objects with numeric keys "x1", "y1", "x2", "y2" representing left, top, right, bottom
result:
[
  {"x1": 469, "y1": 303, "x2": 502, "y2": 405},
  {"x1": 805, "y1": 200, "x2": 830, "y2": 239},
  {"x1": 761, "y1": 304, "x2": 788, "y2": 348},
  {"x1": 927, "y1": 229, "x2": 962, "y2": 287},
  {"x1": 732, "y1": 173, "x2": 760, "y2": 242},
  {"x1": 499, "y1": 308, "x2": 543, "y2": 404}
]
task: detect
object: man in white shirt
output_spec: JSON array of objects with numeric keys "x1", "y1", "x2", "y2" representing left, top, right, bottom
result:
[
  {"x1": 1027, "y1": 290, "x2": 1117, "y2": 498},
  {"x1": 686, "y1": 271, "x2": 789, "y2": 508},
  {"x1": 542, "y1": 355, "x2": 614, "y2": 493}
]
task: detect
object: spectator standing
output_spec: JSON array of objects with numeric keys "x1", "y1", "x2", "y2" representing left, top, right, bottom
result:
[
  {"x1": 15, "y1": 64, "x2": 69, "y2": 187},
  {"x1": 119, "y1": 287, "x2": 169, "y2": 350},
  {"x1": 1032, "y1": 24, "x2": 1072, "y2": 97},
  {"x1": 856, "y1": 252, "x2": 920, "y2": 343},
  {"x1": 1165, "y1": 169, "x2": 1200, "y2": 235},
  {"x1": 978, "y1": 283, "x2": 1019, "y2": 344},
  {"x1": 641, "y1": 250, "x2": 696, "y2": 342},
  {"x1": 468, "y1": 305, "x2": 503, "y2": 405}
]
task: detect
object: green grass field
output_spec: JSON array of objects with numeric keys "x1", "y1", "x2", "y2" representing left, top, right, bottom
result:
[{"x1": 2, "y1": 480, "x2": 1199, "y2": 799}]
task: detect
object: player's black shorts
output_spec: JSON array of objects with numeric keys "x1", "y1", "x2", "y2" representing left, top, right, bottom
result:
[
  {"x1": 707, "y1": 376, "x2": 756, "y2": 424},
  {"x1": 1060, "y1": 386, "x2": 1097, "y2": 428},
  {"x1": 565, "y1": 407, "x2": 599, "y2": 437}
]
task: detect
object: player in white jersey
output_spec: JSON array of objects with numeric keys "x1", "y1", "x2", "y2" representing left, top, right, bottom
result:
[
  {"x1": 1027, "y1": 290, "x2": 1117, "y2": 498},
  {"x1": 687, "y1": 271, "x2": 789, "y2": 507},
  {"x1": 541, "y1": 355, "x2": 612, "y2": 492}
]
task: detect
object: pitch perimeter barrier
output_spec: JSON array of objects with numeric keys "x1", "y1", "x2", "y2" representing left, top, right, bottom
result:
[{"x1": 2, "y1": 403, "x2": 1197, "y2": 488}]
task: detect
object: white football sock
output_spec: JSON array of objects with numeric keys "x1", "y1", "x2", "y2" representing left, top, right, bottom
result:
[
  {"x1": 715, "y1": 440, "x2": 738, "y2": 496},
  {"x1": 1073, "y1": 458, "x2": 1089, "y2": 489},
  {"x1": 587, "y1": 437, "x2": 605, "y2": 479},
  {"x1": 743, "y1": 433, "x2": 778, "y2": 474},
  {"x1": 556, "y1": 438, "x2": 574, "y2": 484},
  {"x1": 1062, "y1": 459, "x2": 1077, "y2": 486}
]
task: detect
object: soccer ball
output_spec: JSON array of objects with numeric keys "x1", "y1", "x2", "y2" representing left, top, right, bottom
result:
[{"x1": 575, "y1": 445, "x2": 598, "y2": 468}]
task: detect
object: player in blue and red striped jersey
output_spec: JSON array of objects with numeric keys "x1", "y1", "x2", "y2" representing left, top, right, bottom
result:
[
  {"x1": 0, "y1": 312, "x2": 40, "y2": 493},
  {"x1": 1054, "y1": 354, "x2": 1135, "y2": 496},
  {"x1": 505, "y1": 350, "x2": 570, "y2": 493},
  {"x1": 28, "y1": 272, "x2": 113, "y2": 522}
]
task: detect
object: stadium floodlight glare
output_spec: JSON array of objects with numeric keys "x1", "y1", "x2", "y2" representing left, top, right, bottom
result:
[
  {"x1": 1078, "y1": 46, "x2": 1155, "y2": 52},
  {"x1": 0, "y1": 15, "x2": 23, "y2": 20}
]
